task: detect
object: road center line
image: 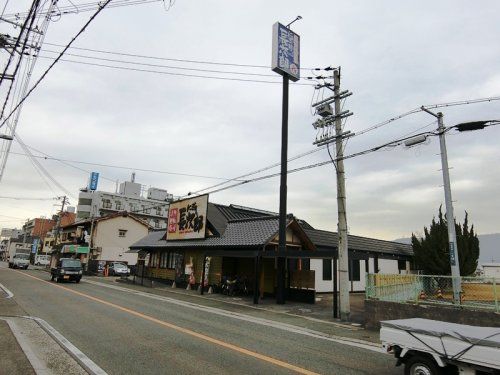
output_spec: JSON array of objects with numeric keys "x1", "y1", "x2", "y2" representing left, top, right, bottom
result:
[
  {"x1": 13, "y1": 270, "x2": 319, "y2": 375},
  {"x1": 83, "y1": 279, "x2": 382, "y2": 353}
]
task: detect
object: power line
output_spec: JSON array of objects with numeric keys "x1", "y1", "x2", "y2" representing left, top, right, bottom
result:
[
  {"x1": 6, "y1": 148, "x2": 249, "y2": 182},
  {"x1": 0, "y1": 0, "x2": 113, "y2": 129},
  {"x1": 34, "y1": 55, "x2": 318, "y2": 85},
  {"x1": 41, "y1": 42, "x2": 320, "y2": 71},
  {"x1": 15, "y1": 134, "x2": 75, "y2": 198},
  {"x1": 194, "y1": 130, "x2": 442, "y2": 197},
  {"x1": 22, "y1": 143, "x2": 117, "y2": 183},
  {"x1": 0, "y1": 0, "x2": 59, "y2": 183},
  {"x1": 3, "y1": 0, "x2": 163, "y2": 20},
  {"x1": 0, "y1": 196, "x2": 57, "y2": 200},
  {"x1": 39, "y1": 49, "x2": 281, "y2": 77},
  {"x1": 354, "y1": 96, "x2": 500, "y2": 137},
  {"x1": 184, "y1": 96, "x2": 500, "y2": 198}
]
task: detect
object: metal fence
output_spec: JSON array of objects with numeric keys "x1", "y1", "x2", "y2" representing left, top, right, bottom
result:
[{"x1": 366, "y1": 273, "x2": 499, "y2": 312}]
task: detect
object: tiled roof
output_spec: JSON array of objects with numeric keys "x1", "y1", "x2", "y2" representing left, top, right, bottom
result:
[
  {"x1": 303, "y1": 228, "x2": 413, "y2": 256},
  {"x1": 131, "y1": 215, "x2": 281, "y2": 250},
  {"x1": 130, "y1": 203, "x2": 412, "y2": 257}
]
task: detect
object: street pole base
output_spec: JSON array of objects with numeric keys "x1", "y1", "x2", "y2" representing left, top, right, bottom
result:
[{"x1": 340, "y1": 312, "x2": 350, "y2": 322}]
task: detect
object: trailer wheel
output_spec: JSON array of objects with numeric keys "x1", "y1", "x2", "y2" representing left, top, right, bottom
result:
[{"x1": 404, "y1": 355, "x2": 441, "y2": 375}]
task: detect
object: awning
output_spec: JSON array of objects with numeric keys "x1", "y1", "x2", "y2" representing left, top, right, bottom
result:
[{"x1": 61, "y1": 245, "x2": 89, "y2": 254}]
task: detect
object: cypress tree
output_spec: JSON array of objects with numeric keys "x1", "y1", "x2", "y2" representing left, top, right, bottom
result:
[{"x1": 412, "y1": 207, "x2": 479, "y2": 276}]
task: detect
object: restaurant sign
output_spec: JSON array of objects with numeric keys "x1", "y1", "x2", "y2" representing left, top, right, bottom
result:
[{"x1": 167, "y1": 195, "x2": 208, "y2": 240}]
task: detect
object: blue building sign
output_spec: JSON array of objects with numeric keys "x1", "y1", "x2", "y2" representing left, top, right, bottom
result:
[
  {"x1": 272, "y1": 22, "x2": 300, "y2": 82},
  {"x1": 31, "y1": 238, "x2": 39, "y2": 254},
  {"x1": 89, "y1": 172, "x2": 99, "y2": 191}
]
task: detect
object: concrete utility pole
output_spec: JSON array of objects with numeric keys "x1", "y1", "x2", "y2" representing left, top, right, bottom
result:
[
  {"x1": 333, "y1": 70, "x2": 350, "y2": 321},
  {"x1": 53, "y1": 195, "x2": 68, "y2": 249},
  {"x1": 311, "y1": 68, "x2": 353, "y2": 320},
  {"x1": 421, "y1": 107, "x2": 462, "y2": 304}
]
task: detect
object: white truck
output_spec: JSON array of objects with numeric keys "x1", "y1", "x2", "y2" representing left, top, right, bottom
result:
[
  {"x1": 8, "y1": 252, "x2": 30, "y2": 269},
  {"x1": 381, "y1": 318, "x2": 500, "y2": 375}
]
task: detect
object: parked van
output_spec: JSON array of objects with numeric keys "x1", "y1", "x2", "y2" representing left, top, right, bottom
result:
[{"x1": 35, "y1": 254, "x2": 51, "y2": 266}]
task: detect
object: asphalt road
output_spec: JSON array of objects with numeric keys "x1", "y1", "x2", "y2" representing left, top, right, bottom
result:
[{"x1": 0, "y1": 264, "x2": 402, "y2": 375}]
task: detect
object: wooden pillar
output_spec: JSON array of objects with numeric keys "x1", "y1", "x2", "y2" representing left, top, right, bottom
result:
[
  {"x1": 253, "y1": 255, "x2": 260, "y2": 304},
  {"x1": 200, "y1": 254, "x2": 206, "y2": 295}
]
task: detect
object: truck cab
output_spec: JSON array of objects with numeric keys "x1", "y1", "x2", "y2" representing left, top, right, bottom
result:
[
  {"x1": 8, "y1": 253, "x2": 30, "y2": 269},
  {"x1": 50, "y1": 258, "x2": 83, "y2": 283}
]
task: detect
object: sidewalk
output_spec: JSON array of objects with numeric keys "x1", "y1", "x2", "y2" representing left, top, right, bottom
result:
[{"x1": 0, "y1": 282, "x2": 89, "y2": 375}]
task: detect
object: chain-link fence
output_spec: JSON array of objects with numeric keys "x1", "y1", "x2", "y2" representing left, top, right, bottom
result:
[{"x1": 366, "y1": 274, "x2": 499, "y2": 312}]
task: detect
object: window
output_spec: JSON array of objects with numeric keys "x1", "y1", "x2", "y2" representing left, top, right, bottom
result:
[
  {"x1": 154, "y1": 219, "x2": 160, "y2": 228},
  {"x1": 118, "y1": 229, "x2": 127, "y2": 238},
  {"x1": 150, "y1": 252, "x2": 159, "y2": 268},
  {"x1": 168, "y1": 252, "x2": 182, "y2": 269},
  {"x1": 322, "y1": 259, "x2": 332, "y2": 281},
  {"x1": 102, "y1": 199, "x2": 112, "y2": 209},
  {"x1": 115, "y1": 201, "x2": 122, "y2": 210},
  {"x1": 156, "y1": 207, "x2": 162, "y2": 216},
  {"x1": 398, "y1": 260, "x2": 407, "y2": 271},
  {"x1": 349, "y1": 259, "x2": 360, "y2": 281},
  {"x1": 301, "y1": 259, "x2": 310, "y2": 271},
  {"x1": 78, "y1": 198, "x2": 92, "y2": 206},
  {"x1": 160, "y1": 252, "x2": 169, "y2": 268}
]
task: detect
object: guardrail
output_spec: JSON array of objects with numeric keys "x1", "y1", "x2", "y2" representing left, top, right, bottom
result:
[{"x1": 366, "y1": 273, "x2": 499, "y2": 312}]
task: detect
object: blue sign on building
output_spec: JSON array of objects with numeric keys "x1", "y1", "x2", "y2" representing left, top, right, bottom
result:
[
  {"x1": 31, "y1": 238, "x2": 39, "y2": 254},
  {"x1": 89, "y1": 172, "x2": 99, "y2": 191},
  {"x1": 272, "y1": 22, "x2": 300, "y2": 82}
]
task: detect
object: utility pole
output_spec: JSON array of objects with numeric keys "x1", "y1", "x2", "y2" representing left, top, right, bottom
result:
[
  {"x1": 333, "y1": 70, "x2": 350, "y2": 321},
  {"x1": 311, "y1": 68, "x2": 353, "y2": 320},
  {"x1": 53, "y1": 195, "x2": 68, "y2": 250},
  {"x1": 421, "y1": 108, "x2": 462, "y2": 303}
]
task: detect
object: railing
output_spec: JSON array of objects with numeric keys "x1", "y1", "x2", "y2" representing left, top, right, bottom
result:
[{"x1": 366, "y1": 273, "x2": 499, "y2": 312}]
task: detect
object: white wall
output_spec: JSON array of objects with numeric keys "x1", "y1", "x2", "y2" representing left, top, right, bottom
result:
[
  {"x1": 93, "y1": 216, "x2": 149, "y2": 265},
  {"x1": 312, "y1": 257, "x2": 408, "y2": 292},
  {"x1": 483, "y1": 265, "x2": 500, "y2": 279}
]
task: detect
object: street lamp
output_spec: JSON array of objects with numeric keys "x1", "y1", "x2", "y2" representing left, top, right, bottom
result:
[
  {"x1": 453, "y1": 120, "x2": 499, "y2": 132},
  {"x1": 406, "y1": 115, "x2": 498, "y2": 304},
  {"x1": 419, "y1": 108, "x2": 461, "y2": 304}
]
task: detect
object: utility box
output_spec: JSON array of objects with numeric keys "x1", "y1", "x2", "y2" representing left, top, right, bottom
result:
[{"x1": 317, "y1": 103, "x2": 333, "y2": 117}]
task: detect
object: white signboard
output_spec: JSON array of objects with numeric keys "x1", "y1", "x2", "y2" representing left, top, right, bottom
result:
[
  {"x1": 272, "y1": 22, "x2": 300, "y2": 82},
  {"x1": 167, "y1": 195, "x2": 208, "y2": 240}
]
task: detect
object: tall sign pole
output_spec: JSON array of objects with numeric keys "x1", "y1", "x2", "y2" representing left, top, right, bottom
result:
[
  {"x1": 421, "y1": 107, "x2": 462, "y2": 303},
  {"x1": 272, "y1": 20, "x2": 300, "y2": 304}
]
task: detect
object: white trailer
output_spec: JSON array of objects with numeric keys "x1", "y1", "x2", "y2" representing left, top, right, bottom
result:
[{"x1": 380, "y1": 318, "x2": 500, "y2": 375}]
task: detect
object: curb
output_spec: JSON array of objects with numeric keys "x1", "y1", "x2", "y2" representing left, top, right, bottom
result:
[
  {"x1": 24, "y1": 316, "x2": 108, "y2": 375},
  {"x1": 1, "y1": 318, "x2": 51, "y2": 375},
  {"x1": 0, "y1": 282, "x2": 14, "y2": 298}
]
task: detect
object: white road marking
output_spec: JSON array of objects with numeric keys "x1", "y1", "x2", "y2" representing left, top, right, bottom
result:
[
  {"x1": 0, "y1": 282, "x2": 14, "y2": 298},
  {"x1": 85, "y1": 279, "x2": 384, "y2": 354}
]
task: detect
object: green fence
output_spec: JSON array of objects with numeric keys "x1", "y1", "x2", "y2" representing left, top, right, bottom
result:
[{"x1": 366, "y1": 273, "x2": 499, "y2": 312}]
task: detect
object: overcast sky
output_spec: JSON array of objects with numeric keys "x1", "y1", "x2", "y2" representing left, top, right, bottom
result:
[{"x1": 0, "y1": 0, "x2": 499, "y2": 242}]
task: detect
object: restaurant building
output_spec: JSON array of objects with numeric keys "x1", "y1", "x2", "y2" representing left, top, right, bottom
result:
[{"x1": 129, "y1": 196, "x2": 413, "y2": 303}]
